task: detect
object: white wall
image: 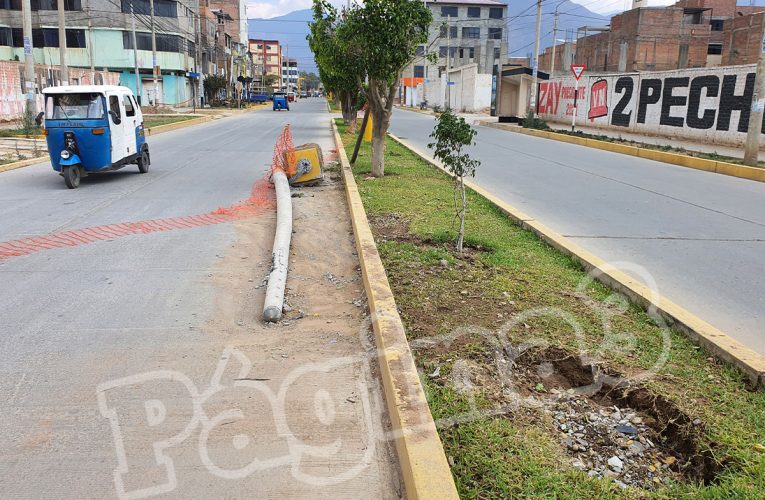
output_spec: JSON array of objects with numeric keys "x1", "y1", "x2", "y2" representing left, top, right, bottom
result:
[
  {"x1": 447, "y1": 64, "x2": 492, "y2": 113},
  {"x1": 537, "y1": 64, "x2": 764, "y2": 147}
]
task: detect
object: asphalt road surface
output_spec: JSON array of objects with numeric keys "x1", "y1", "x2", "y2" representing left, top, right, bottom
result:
[
  {"x1": 390, "y1": 108, "x2": 765, "y2": 356},
  {"x1": 0, "y1": 100, "x2": 400, "y2": 498}
]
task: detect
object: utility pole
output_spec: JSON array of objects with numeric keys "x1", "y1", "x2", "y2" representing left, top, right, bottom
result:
[
  {"x1": 130, "y1": 2, "x2": 141, "y2": 104},
  {"x1": 446, "y1": 18, "x2": 451, "y2": 108},
  {"x1": 21, "y1": 0, "x2": 35, "y2": 113},
  {"x1": 550, "y1": 8, "x2": 559, "y2": 79},
  {"x1": 529, "y1": 0, "x2": 542, "y2": 116},
  {"x1": 87, "y1": 9, "x2": 95, "y2": 81},
  {"x1": 744, "y1": 30, "x2": 765, "y2": 165},
  {"x1": 194, "y1": 12, "x2": 200, "y2": 112},
  {"x1": 57, "y1": 0, "x2": 68, "y2": 85},
  {"x1": 150, "y1": 0, "x2": 158, "y2": 107}
]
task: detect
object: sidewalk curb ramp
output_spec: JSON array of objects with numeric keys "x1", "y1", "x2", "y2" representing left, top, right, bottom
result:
[
  {"x1": 388, "y1": 132, "x2": 765, "y2": 391},
  {"x1": 332, "y1": 120, "x2": 460, "y2": 499},
  {"x1": 479, "y1": 121, "x2": 765, "y2": 184}
]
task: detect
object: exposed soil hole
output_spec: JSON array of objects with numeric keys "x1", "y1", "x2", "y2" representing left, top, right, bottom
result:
[{"x1": 511, "y1": 347, "x2": 726, "y2": 488}]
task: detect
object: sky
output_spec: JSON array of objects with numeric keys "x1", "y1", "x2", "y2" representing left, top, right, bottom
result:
[{"x1": 244, "y1": 0, "x2": 680, "y2": 19}]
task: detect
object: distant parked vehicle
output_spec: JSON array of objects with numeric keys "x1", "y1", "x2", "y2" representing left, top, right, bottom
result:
[
  {"x1": 248, "y1": 92, "x2": 268, "y2": 104},
  {"x1": 287, "y1": 92, "x2": 296, "y2": 102},
  {"x1": 273, "y1": 92, "x2": 290, "y2": 111},
  {"x1": 300, "y1": 91, "x2": 308, "y2": 98}
]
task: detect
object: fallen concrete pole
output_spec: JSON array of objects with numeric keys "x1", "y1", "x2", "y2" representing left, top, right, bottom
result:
[{"x1": 263, "y1": 169, "x2": 292, "y2": 322}]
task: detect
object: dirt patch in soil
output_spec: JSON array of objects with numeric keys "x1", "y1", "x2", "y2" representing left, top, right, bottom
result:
[
  {"x1": 371, "y1": 213, "x2": 728, "y2": 491},
  {"x1": 510, "y1": 348, "x2": 725, "y2": 488}
]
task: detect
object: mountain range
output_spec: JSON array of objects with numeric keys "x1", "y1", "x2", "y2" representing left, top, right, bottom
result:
[{"x1": 247, "y1": 1, "x2": 611, "y2": 75}]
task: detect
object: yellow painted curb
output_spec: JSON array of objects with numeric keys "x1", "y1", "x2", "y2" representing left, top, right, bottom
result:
[
  {"x1": 480, "y1": 121, "x2": 765, "y2": 184},
  {"x1": 0, "y1": 155, "x2": 47, "y2": 173},
  {"x1": 332, "y1": 121, "x2": 460, "y2": 499},
  {"x1": 146, "y1": 115, "x2": 212, "y2": 136},
  {"x1": 389, "y1": 132, "x2": 765, "y2": 390}
]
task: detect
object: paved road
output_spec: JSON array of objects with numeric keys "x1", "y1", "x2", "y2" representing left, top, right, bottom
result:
[
  {"x1": 0, "y1": 100, "x2": 400, "y2": 498},
  {"x1": 390, "y1": 108, "x2": 765, "y2": 356}
]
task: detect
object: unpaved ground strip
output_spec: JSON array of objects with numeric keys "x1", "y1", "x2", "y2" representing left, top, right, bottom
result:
[{"x1": 197, "y1": 170, "x2": 404, "y2": 498}]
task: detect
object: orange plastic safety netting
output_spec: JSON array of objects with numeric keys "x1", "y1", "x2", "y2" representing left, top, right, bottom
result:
[{"x1": 270, "y1": 124, "x2": 297, "y2": 178}]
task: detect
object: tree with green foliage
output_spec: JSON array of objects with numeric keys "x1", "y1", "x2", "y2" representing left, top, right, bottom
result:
[
  {"x1": 263, "y1": 74, "x2": 280, "y2": 88},
  {"x1": 203, "y1": 75, "x2": 228, "y2": 106},
  {"x1": 308, "y1": 0, "x2": 365, "y2": 127},
  {"x1": 428, "y1": 110, "x2": 480, "y2": 254},
  {"x1": 344, "y1": 0, "x2": 432, "y2": 177}
]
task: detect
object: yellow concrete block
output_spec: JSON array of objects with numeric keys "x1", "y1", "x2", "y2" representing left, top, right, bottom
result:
[
  {"x1": 288, "y1": 143, "x2": 324, "y2": 185},
  {"x1": 364, "y1": 117, "x2": 373, "y2": 143}
]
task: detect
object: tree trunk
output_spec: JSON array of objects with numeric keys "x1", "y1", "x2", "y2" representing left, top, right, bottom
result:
[
  {"x1": 368, "y1": 80, "x2": 395, "y2": 177},
  {"x1": 371, "y1": 123, "x2": 385, "y2": 177},
  {"x1": 457, "y1": 175, "x2": 466, "y2": 254}
]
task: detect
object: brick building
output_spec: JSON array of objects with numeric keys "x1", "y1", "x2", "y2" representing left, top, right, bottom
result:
[
  {"x1": 538, "y1": 0, "x2": 765, "y2": 74},
  {"x1": 722, "y1": 9, "x2": 765, "y2": 66},
  {"x1": 249, "y1": 39, "x2": 281, "y2": 89}
]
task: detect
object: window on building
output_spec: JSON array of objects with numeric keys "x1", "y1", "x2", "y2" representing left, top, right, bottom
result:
[
  {"x1": 489, "y1": 7, "x2": 503, "y2": 19},
  {"x1": 440, "y1": 25, "x2": 458, "y2": 39},
  {"x1": 5, "y1": 28, "x2": 86, "y2": 48},
  {"x1": 462, "y1": 27, "x2": 480, "y2": 39},
  {"x1": 120, "y1": 0, "x2": 176, "y2": 17},
  {"x1": 1, "y1": 0, "x2": 80, "y2": 9},
  {"x1": 707, "y1": 43, "x2": 722, "y2": 55},
  {"x1": 257, "y1": 44, "x2": 263, "y2": 49},
  {"x1": 0, "y1": 0, "x2": 21, "y2": 9},
  {"x1": 710, "y1": 19, "x2": 724, "y2": 31},
  {"x1": 0, "y1": 27, "x2": 12, "y2": 46},
  {"x1": 467, "y1": 7, "x2": 480, "y2": 18},
  {"x1": 65, "y1": 29, "x2": 86, "y2": 48},
  {"x1": 123, "y1": 31, "x2": 182, "y2": 52},
  {"x1": 416, "y1": 45, "x2": 425, "y2": 56},
  {"x1": 441, "y1": 6, "x2": 457, "y2": 17},
  {"x1": 494, "y1": 47, "x2": 501, "y2": 59},
  {"x1": 123, "y1": 94, "x2": 135, "y2": 117},
  {"x1": 488, "y1": 27, "x2": 502, "y2": 40},
  {"x1": 414, "y1": 65, "x2": 424, "y2": 78},
  {"x1": 683, "y1": 11, "x2": 702, "y2": 24}
]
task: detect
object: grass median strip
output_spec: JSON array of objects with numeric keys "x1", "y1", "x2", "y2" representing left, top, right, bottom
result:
[
  {"x1": 143, "y1": 115, "x2": 197, "y2": 128},
  {"x1": 335, "y1": 119, "x2": 765, "y2": 498}
]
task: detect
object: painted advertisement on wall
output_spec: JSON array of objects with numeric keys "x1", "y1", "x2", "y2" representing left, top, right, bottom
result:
[
  {"x1": 0, "y1": 61, "x2": 119, "y2": 122},
  {"x1": 537, "y1": 64, "x2": 763, "y2": 147}
]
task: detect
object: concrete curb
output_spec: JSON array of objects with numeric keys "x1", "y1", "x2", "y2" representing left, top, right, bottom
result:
[
  {"x1": 146, "y1": 115, "x2": 213, "y2": 136},
  {"x1": 332, "y1": 121, "x2": 460, "y2": 499},
  {"x1": 480, "y1": 121, "x2": 765, "y2": 184},
  {"x1": 389, "y1": 132, "x2": 765, "y2": 390},
  {"x1": 0, "y1": 155, "x2": 47, "y2": 173}
]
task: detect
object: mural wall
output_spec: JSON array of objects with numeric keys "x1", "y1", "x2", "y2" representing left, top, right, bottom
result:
[
  {"x1": 536, "y1": 65, "x2": 764, "y2": 147},
  {"x1": 0, "y1": 61, "x2": 119, "y2": 122}
]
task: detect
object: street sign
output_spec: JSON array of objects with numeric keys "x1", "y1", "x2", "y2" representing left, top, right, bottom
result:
[
  {"x1": 447, "y1": 81, "x2": 456, "y2": 86},
  {"x1": 570, "y1": 64, "x2": 586, "y2": 80}
]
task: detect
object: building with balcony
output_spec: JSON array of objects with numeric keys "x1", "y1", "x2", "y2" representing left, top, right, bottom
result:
[
  {"x1": 248, "y1": 38, "x2": 281, "y2": 89},
  {"x1": 413, "y1": 0, "x2": 508, "y2": 109},
  {"x1": 0, "y1": 0, "x2": 201, "y2": 106}
]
